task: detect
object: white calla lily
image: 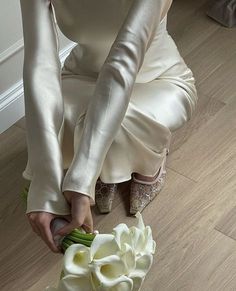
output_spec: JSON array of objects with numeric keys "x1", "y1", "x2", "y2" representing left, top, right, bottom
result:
[
  {"x1": 128, "y1": 271, "x2": 145, "y2": 291},
  {"x1": 112, "y1": 223, "x2": 132, "y2": 249},
  {"x1": 129, "y1": 226, "x2": 146, "y2": 254},
  {"x1": 135, "y1": 253, "x2": 153, "y2": 274},
  {"x1": 134, "y1": 212, "x2": 145, "y2": 230},
  {"x1": 111, "y1": 211, "x2": 156, "y2": 291},
  {"x1": 91, "y1": 254, "x2": 126, "y2": 281},
  {"x1": 45, "y1": 212, "x2": 156, "y2": 291},
  {"x1": 90, "y1": 234, "x2": 120, "y2": 260},
  {"x1": 143, "y1": 225, "x2": 156, "y2": 255},
  {"x1": 45, "y1": 274, "x2": 94, "y2": 291},
  {"x1": 63, "y1": 244, "x2": 91, "y2": 276},
  {"x1": 57, "y1": 274, "x2": 94, "y2": 291},
  {"x1": 91, "y1": 254, "x2": 133, "y2": 290},
  {"x1": 134, "y1": 212, "x2": 156, "y2": 255},
  {"x1": 96, "y1": 276, "x2": 133, "y2": 291},
  {"x1": 112, "y1": 212, "x2": 156, "y2": 257},
  {"x1": 118, "y1": 242, "x2": 136, "y2": 273}
]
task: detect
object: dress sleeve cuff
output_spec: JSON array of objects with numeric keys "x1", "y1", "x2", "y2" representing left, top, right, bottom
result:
[{"x1": 26, "y1": 175, "x2": 71, "y2": 215}]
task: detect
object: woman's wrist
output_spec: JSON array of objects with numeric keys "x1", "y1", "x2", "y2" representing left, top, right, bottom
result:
[{"x1": 63, "y1": 190, "x2": 90, "y2": 204}]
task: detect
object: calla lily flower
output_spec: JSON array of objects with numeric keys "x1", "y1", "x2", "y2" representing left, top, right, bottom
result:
[
  {"x1": 63, "y1": 244, "x2": 91, "y2": 276},
  {"x1": 128, "y1": 271, "x2": 145, "y2": 291},
  {"x1": 90, "y1": 254, "x2": 132, "y2": 289},
  {"x1": 118, "y1": 242, "x2": 136, "y2": 274},
  {"x1": 57, "y1": 274, "x2": 94, "y2": 291},
  {"x1": 135, "y1": 253, "x2": 153, "y2": 274},
  {"x1": 142, "y1": 225, "x2": 156, "y2": 255},
  {"x1": 112, "y1": 212, "x2": 156, "y2": 257},
  {"x1": 45, "y1": 212, "x2": 156, "y2": 291},
  {"x1": 90, "y1": 234, "x2": 120, "y2": 260},
  {"x1": 44, "y1": 274, "x2": 94, "y2": 291},
  {"x1": 111, "y1": 223, "x2": 132, "y2": 249},
  {"x1": 96, "y1": 275, "x2": 133, "y2": 291}
]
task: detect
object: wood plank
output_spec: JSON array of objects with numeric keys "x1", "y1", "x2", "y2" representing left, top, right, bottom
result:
[
  {"x1": 168, "y1": 96, "x2": 236, "y2": 182},
  {"x1": 165, "y1": 229, "x2": 236, "y2": 291},
  {"x1": 14, "y1": 117, "x2": 26, "y2": 130},
  {"x1": 168, "y1": 0, "x2": 219, "y2": 57},
  {"x1": 170, "y1": 89, "x2": 225, "y2": 153},
  {"x1": 141, "y1": 152, "x2": 236, "y2": 289},
  {"x1": 0, "y1": 124, "x2": 26, "y2": 166},
  {"x1": 26, "y1": 261, "x2": 63, "y2": 291},
  {"x1": 215, "y1": 206, "x2": 236, "y2": 241},
  {"x1": 184, "y1": 27, "x2": 236, "y2": 85},
  {"x1": 199, "y1": 53, "x2": 236, "y2": 104}
]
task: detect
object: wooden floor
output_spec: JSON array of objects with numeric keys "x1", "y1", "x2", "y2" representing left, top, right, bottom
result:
[{"x1": 1, "y1": 0, "x2": 236, "y2": 290}]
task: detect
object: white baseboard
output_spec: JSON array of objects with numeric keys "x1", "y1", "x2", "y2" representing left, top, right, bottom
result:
[
  {"x1": 0, "y1": 42, "x2": 76, "y2": 134},
  {"x1": 0, "y1": 39, "x2": 24, "y2": 65}
]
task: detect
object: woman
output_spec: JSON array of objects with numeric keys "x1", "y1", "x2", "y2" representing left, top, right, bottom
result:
[{"x1": 20, "y1": 0, "x2": 198, "y2": 253}]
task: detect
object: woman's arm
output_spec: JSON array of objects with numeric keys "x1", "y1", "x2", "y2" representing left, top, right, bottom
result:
[
  {"x1": 62, "y1": 0, "x2": 173, "y2": 202},
  {"x1": 20, "y1": 0, "x2": 70, "y2": 215}
]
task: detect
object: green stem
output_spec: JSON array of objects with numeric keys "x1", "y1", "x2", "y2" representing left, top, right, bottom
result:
[
  {"x1": 62, "y1": 238, "x2": 75, "y2": 246},
  {"x1": 70, "y1": 229, "x2": 96, "y2": 240},
  {"x1": 60, "y1": 270, "x2": 65, "y2": 280},
  {"x1": 64, "y1": 235, "x2": 93, "y2": 247},
  {"x1": 61, "y1": 241, "x2": 72, "y2": 252},
  {"x1": 68, "y1": 232, "x2": 95, "y2": 242}
]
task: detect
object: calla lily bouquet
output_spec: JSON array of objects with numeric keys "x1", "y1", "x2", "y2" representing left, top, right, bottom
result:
[{"x1": 21, "y1": 185, "x2": 157, "y2": 291}]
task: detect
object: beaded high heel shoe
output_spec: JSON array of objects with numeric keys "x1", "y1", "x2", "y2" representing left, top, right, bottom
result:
[
  {"x1": 95, "y1": 177, "x2": 118, "y2": 214},
  {"x1": 129, "y1": 148, "x2": 169, "y2": 215}
]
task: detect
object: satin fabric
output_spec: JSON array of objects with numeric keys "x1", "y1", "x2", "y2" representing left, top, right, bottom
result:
[{"x1": 20, "y1": 0, "x2": 198, "y2": 215}]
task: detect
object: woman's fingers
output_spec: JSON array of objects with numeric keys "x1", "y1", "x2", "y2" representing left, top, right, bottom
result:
[
  {"x1": 62, "y1": 214, "x2": 72, "y2": 223},
  {"x1": 71, "y1": 194, "x2": 88, "y2": 224},
  {"x1": 82, "y1": 207, "x2": 93, "y2": 233},
  {"x1": 26, "y1": 205, "x2": 94, "y2": 254},
  {"x1": 54, "y1": 193, "x2": 93, "y2": 236},
  {"x1": 37, "y1": 219, "x2": 61, "y2": 253},
  {"x1": 26, "y1": 212, "x2": 61, "y2": 253},
  {"x1": 54, "y1": 221, "x2": 77, "y2": 237},
  {"x1": 27, "y1": 215, "x2": 41, "y2": 236}
]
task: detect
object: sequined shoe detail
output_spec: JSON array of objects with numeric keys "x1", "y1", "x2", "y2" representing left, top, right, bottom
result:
[
  {"x1": 130, "y1": 148, "x2": 169, "y2": 215},
  {"x1": 95, "y1": 178, "x2": 118, "y2": 214}
]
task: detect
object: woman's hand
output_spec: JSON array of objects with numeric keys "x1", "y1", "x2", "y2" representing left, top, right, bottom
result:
[
  {"x1": 53, "y1": 191, "x2": 94, "y2": 237},
  {"x1": 26, "y1": 191, "x2": 93, "y2": 254},
  {"x1": 26, "y1": 212, "x2": 71, "y2": 253}
]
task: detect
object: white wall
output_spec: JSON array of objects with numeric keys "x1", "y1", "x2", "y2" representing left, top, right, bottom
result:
[{"x1": 0, "y1": 0, "x2": 75, "y2": 134}]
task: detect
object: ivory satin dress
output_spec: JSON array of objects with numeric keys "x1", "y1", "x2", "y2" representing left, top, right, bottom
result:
[{"x1": 20, "y1": 0, "x2": 198, "y2": 215}]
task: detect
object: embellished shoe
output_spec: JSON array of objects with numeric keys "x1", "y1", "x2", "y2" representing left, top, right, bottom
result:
[
  {"x1": 95, "y1": 177, "x2": 118, "y2": 214},
  {"x1": 129, "y1": 148, "x2": 169, "y2": 215}
]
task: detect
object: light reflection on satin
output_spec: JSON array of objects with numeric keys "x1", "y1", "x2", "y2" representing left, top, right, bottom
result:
[{"x1": 19, "y1": 0, "x2": 198, "y2": 215}]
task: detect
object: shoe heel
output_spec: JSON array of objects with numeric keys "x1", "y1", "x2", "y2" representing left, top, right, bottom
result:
[
  {"x1": 129, "y1": 148, "x2": 169, "y2": 215},
  {"x1": 95, "y1": 178, "x2": 117, "y2": 214}
]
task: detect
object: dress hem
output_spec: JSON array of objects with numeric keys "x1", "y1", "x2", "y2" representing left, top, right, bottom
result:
[
  {"x1": 25, "y1": 209, "x2": 71, "y2": 215},
  {"x1": 98, "y1": 164, "x2": 164, "y2": 184},
  {"x1": 23, "y1": 156, "x2": 166, "y2": 185}
]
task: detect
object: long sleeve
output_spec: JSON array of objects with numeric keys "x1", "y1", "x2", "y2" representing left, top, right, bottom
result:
[
  {"x1": 62, "y1": 0, "x2": 173, "y2": 204},
  {"x1": 20, "y1": 0, "x2": 70, "y2": 215}
]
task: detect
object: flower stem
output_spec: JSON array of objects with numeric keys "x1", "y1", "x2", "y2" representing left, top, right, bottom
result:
[
  {"x1": 64, "y1": 235, "x2": 93, "y2": 247},
  {"x1": 69, "y1": 230, "x2": 96, "y2": 241}
]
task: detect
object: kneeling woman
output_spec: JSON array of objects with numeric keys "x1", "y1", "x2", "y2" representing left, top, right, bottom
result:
[{"x1": 20, "y1": 0, "x2": 198, "y2": 253}]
